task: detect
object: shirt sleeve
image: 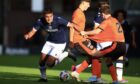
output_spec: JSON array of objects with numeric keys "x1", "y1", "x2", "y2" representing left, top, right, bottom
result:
[
  {"x1": 57, "y1": 16, "x2": 69, "y2": 26},
  {"x1": 33, "y1": 18, "x2": 43, "y2": 30}
]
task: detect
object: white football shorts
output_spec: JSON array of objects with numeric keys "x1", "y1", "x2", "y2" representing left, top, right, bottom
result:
[
  {"x1": 41, "y1": 41, "x2": 66, "y2": 58},
  {"x1": 96, "y1": 41, "x2": 113, "y2": 50}
]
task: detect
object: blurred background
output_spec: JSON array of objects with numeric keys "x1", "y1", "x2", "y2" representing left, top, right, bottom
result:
[{"x1": 0, "y1": 0, "x2": 139, "y2": 57}]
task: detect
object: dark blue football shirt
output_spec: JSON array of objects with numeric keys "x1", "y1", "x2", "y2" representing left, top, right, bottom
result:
[
  {"x1": 93, "y1": 12, "x2": 104, "y2": 24},
  {"x1": 33, "y1": 15, "x2": 69, "y2": 43}
]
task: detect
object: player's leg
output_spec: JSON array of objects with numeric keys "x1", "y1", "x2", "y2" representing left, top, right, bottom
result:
[
  {"x1": 116, "y1": 57, "x2": 128, "y2": 83},
  {"x1": 38, "y1": 41, "x2": 54, "y2": 81},
  {"x1": 88, "y1": 58, "x2": 102, "y2": 82},
  {"x1": 71, "y1": 41, "x2": 113, "y2": 82},
  {"x1": 54, "y1": 51, "x2": 68, "y2": 65},
  {"x1": 116, "y1": 56, "x2": 124, "y2": 81},
  {"x1": 77, "y1": 41, "x2": 113, "y2": 82},
  {"x1": 116, "y1": 43, "x2": 129, "y2": 83},
  {"x1": 72, "y1": 42, "x2": 112, "y2": 82},
  {"x1": 87, "y1": 42, "x2": 118, "y2": 83},
  {"x1": 106, "y1": 42, "x2": 126, "y2": 84},
  {"x1": 71, "y1": 40, "x2": 93, "y2": 70},
  {"x1": 47, "y1": 42, "x2": 67, "y2": 66},
  {"x1": 78, "y1": 41, "x2": 93, "y2": 56},
  {"x1": 46, "y1": 56, "x2": 57, "y2": 67},
  {"x1": 67, "y1": 47, "x2": 77, "y2": 62},
  {"x1": 71, "y1": 58, "x2": 91, "y2": 81},
  {"x1": 124, "y1": 43, "x2": 129, "y2": 68},
  {"x1": 79, "y1": 41, "x2": 117, "y2": 58},
  {"x1": 67, "y1": 44, "x2": 82, "y2": 62},
  {"x1": 71, "y1": 63, "x2": 83, "y2": 71},
  {"x1": 78, "y1": 40, "x2": 103, "y2": 82},
  {"x1": 95, "y1": 59, "x2": 102, "y2": 82},
  {"x1": 38, "y1": 53, "x2": 48, "y2": 82},
  {"x1": 68, "y1": 42, "x2": 89, "y2": 63},
  {"x1": 106, "y1": 57, "x2": 118, "y2": 84}
]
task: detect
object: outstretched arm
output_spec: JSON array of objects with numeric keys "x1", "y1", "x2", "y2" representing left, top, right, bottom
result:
[
  {"x1": 24, "y1": 28, "x2": 37, "y2": 40},
  {"x1": 81, "y1": 28, "x2": 102, "y2": 36}
]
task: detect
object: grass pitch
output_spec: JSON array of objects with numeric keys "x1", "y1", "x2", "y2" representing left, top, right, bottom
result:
[{"x1": 0, "y1": 55, "x2": 140, "y2": 84}]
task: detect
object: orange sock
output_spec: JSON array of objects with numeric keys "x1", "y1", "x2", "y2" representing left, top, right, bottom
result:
[
  {"x1": 92, "y1": 59, "x2": 101, "y2": 78},
  {"x1": 108, "y1": 64, "x2": 117, "y2": 81},
  {"x1": 76, "y1": 60, "x2": 89, "y2": 74}
]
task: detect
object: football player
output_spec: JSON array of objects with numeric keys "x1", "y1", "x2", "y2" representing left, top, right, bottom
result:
[
  {"x1": 24, "y1": 9, "x2": 75, "y2": 82},
  {"x1": 71, "y1": 4, "x2": 126, "y2": 84}
]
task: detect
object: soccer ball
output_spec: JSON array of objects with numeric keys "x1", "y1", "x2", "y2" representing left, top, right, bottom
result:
[{"x1": 59, "y1": 70, "x2": 70, "y2": 81}]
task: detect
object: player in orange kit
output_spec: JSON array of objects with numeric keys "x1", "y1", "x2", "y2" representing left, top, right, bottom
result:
[
  {"x1": 70, "y1": 0, "x2": 90, "y2": 44},
  {"x1": 68, "y1": 0, "x2": 91, "y2": 61},
  {"x1": 71, "y1": 4, "x2": 126, "y2": 84}
]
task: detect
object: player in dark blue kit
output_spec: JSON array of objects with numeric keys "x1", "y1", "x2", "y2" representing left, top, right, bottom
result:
[{"x1": 24, "y1": 9, "x2": 74, "y2": 82}]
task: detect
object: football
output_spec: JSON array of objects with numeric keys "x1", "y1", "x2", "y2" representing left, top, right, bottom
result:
[{"x1": 59, "y1": 70, "x2": 70, "y2": 81}]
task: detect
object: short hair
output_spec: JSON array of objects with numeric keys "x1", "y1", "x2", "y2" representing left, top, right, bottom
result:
[
  {"x1": 81, "y1": 0, "x2": 91, "y2": 3},
  {"x1": 43, "y1": 9, "x2": 53, "y2": 16},
  {"x1": 98, "y1": 0, "x2": 109, "y2": 8},
  {"x1": 100, "y1": 4, "x2": 111, "y2": 14}
]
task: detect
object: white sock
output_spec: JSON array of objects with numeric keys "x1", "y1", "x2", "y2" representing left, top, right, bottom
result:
[
  {"x1": 39, "y1": 65, "x2": 47, "y2": 79},
  {"x1": 55, "y1": 51, "x2": 68, "y2": 65},
  {"x1": 76, "y1": 64, "x2": 81, "y2": 69},
  {"x1": 116, "y1": 62, "x2": 123, "y2": 81},
  {"x1": 76, "y1": 64, "x2": 91, "y2": 69},
  {"x1": 88, "y1": 64, "x2": 91, "y2": 67}
]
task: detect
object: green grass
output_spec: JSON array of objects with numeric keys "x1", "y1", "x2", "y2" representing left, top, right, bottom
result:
[{"x1": 0, "y1": 55, "x2": 140, "y2": 84}]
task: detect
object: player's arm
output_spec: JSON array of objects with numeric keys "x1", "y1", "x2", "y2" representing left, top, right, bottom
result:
[
  {"x1": 81, "y1": 28, "x2": 102, "y2": 36},
  {"x1": 69, "y1": 27, "x2": 74, "y2": 42},
  {"x1": 24, "y1": 17, "x2": 43, "y2": 40},
  {"x1": 81, "y1": 20, "x2": 107, "y2": 36},
  {"x1": 58, "y1": 16, "x2": 79, "y2": 30},
  {"x1": 24, "y1": 27, "x2": 37, "y2": 40},
  {"x1": 57, "y1": 17, "x2": 76, "y2": 46}
]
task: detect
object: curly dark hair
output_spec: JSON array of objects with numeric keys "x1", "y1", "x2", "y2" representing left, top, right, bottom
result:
[
  {"x1": 113, "y1": 9, "x2": 127, "y2": 19},
  {"x1": 81, "y1": 0, "x2": 91, "y2": 3}
]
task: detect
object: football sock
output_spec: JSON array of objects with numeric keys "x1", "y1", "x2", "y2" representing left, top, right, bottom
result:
[
  {"x1": 55, "y1": 51, "x2": 68, "y2": 65},
  {"x1": 39, "y1": 65, "x2": 47, "y2": 79},
  {"x1": 76, "y1": 62, "x2": 92, "y2": 69},
  {"x1": 107, "y1": 63, "x2": 117, "y2": 81},
  {"x1": 92, "y1": 59, "x2": 101, "y2": 78},
  {"x1": 116, "y1": 61, "x2": 123, "y2": 81},
  {"x1": 76, "y1": 64, "x2": 81, "y2": 69},
  {"x1": 76, "y1": 60, "x2": 89, "y2": 74},
  {"x1": 39, "y1": 53, "x2": 47, "y2": 79}
]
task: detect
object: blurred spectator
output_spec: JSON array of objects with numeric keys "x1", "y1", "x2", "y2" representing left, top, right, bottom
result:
[
  {"x1": 113, "y1": 9, "x2": 137, "y2": 49},
  {"x1": 113, "y1": 9, "x2": 137, "y2": 83}
]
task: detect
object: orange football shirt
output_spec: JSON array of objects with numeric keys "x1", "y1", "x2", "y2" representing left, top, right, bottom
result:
[
  {"x1": 71, "y1": 8, "x2": 86, "y2": 43},
  {"x1": 89, "y1": 16, "x2": 125, "y2": 43}
]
